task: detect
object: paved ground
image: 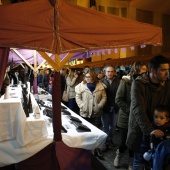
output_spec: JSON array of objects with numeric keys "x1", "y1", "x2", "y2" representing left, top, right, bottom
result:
[{"x1": 92, "y1": 130, "x2": 129, "y2": 170}]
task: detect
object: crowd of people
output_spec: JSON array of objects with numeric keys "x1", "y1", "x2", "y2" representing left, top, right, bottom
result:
[
  {"x1": 1, "y1": 54, "x2": 170, "y2": 170},
  {"x1": 57, "y1": 55, "x2": 170, "y2": 170}
]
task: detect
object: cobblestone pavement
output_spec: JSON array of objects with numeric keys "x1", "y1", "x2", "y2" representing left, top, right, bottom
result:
[{"x1": 92, "y1": 130, "x2": 129, "y2": 170}]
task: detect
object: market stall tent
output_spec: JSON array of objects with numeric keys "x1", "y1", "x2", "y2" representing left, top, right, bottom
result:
[
  {"x1": 0, "y1": 0, "x2": 162, "y2": 74},
  {"x1": 0, "y1": 0, "x2": 162, "y2": 54},
  {"x1": 0, "y1": 0, "x2": 162, "y2": 169}
]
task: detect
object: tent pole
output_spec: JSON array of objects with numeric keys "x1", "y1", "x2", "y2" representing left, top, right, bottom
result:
[
  {"x1": 35, "y1": 60, "x2": 46, "y2": 72},
  {"x1": 54, "y1": 54, "x2": 60, "y2": 72},
  {"x1": 38, "y1": 51, "x2": 58, "y2": 71},
  {"x1": 12, "y1": 49, "x2": 34, "y2": 70},
  {"x1": 33, "y1": 50, "x2": 37, "y2": 72},
  {"x1": 20, "y1": 63, "x2": 25, "y2": 69},
  {"x1": 60, "y1": 53, "x2": 74, "y2": 68}
]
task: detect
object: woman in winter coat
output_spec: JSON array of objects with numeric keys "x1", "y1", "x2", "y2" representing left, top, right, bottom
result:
[
  {"x1": 113, "y1": 62, "x2": 147, "y2": 170},
  {"x1": 75, "y1": 70, "x2": 107, "y2": 159},
  {"x1": 75, "y1": 70, "x2": 107, "y2": 128},
  {"x1": 66, "y1": 68, "x2": 79, "y2": 113}
]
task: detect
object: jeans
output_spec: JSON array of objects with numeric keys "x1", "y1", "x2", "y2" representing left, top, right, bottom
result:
[
  {"x1": 68, "y1": 98, "x2": 79, "y2": 114},
  {"x1": 83, "y1": 116, "x2": 101, "y2": 129},
  {"x1": 101, "y1": 109, "x2": 116, "y2": 144},
  {"x1": 133, "y1": 152, "x2": 145, "y2": 170}
]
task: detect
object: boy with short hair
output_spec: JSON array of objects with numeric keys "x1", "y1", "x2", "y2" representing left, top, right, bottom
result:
[{"x1": 141, "y1": 105, "x2": 170, "y2": 169}]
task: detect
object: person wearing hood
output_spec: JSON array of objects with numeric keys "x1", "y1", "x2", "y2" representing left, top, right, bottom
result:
[
  {"x1": 126, "y1": 55, "x2": 170, "y2": 170},
  {"x1": 113, "y1": 62, "x2": 147, "y2": 170}
]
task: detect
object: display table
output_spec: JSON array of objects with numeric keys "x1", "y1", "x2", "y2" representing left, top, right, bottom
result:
[
  {"x1": 43, "y1": 99, "x2": 107, "y2": 150},
  {"x1": 0, "y1": 98, "x2": 26, "y2": 144},
  {"x1": 0, "y1": 85, "x2": 107, "y2": 167},
  {"x1": 61, "y1": 107, "x2": 107, "y2": 150},
  {"x1": 0, "y1": 87, "x2": 52, "y2": 167}
]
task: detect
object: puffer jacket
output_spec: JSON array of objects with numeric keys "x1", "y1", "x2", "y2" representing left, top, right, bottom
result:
[
  {"x1": 126, "y1": 73, "x2": 170, "y2": 152},
  {"x1": 116, "y1": 75, "x2": 132, "y2": 129},
  {"x1": 75, "y1": 81, "x2": 107, "y2": 118}
]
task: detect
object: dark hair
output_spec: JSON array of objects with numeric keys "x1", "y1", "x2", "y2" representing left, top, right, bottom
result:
[
  {"x1": 148, "y1": 55, "x2": 169, "y2": 72},
  {"x1": 46, "y1": 68, "x2": 52, "y2": 74},
  {"x1": 154, "y1": 105, "x2": 170, "y2": 118},
  {"x1": 131, "y1": 61, "x2": 146, "y2": 74},
  {"x1": 103, "y1": 65, "x2": 115, "y2": 72},
  {"x1": 94, "y1": 68, "x2": 103, "y2": 75},
  {"x1": 83, "y1": 65, "x2": 90, "y2": 70}
]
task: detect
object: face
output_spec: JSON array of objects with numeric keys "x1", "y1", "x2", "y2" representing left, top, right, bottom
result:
[
  {"x1": 154, "y1": 110, "x2": 169, "y2": 126},
  {"x1": 83, "y1": 67, "x2": 90, "y2": 74},
  {"x1": 97, "y1": 71, "x2": 104, "y2": 80},
  {"x1": 105, "y1": 67, "x2": 115, "y2": 80},
  {"x1": 85, "y1": 73, "x2": 93, "y2": 83},
  {"x1": 152, "y1": 64, "x2": 169, "y2": 83},
  {"x1": 140, "y1": 65, "x2": 147, "y2": 74},
  {"x1": 46, "y1": 70, "x2": 50, "y2": 74}
]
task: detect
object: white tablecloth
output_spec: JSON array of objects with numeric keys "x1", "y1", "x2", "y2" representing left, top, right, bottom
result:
[
  {"x1": 0, "y1": 98, "x2": 26, "y2": 144},
  {"x1": 61, "y1": 106, "x2": 107, "y2": 150},
  {"x1": 0, "y1": 87, "x2": 52, "y2": 167},
  {"x1": 0, "y1": 87, "x2": 107, "y2": 167},
  {"x1": 44, "y1": 100, "x2": 107, "y2": 151}
]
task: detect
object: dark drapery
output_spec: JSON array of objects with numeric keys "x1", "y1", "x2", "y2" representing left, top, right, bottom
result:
[
  {"x1": 18, "y1": 143, "x2": 60, "y2": 170},
  {"x1": 55, "y1": 141, "x2": 92, "y2": 170},
  {"x1": 52, "y1": 71, "x2": 62, "y2": 141},
  {"x1": 0, "y1": 47, "x2": 10, "y2": 90},
  {"x1": 33, "y1": 77, "x2": 38, "y2": 94}
]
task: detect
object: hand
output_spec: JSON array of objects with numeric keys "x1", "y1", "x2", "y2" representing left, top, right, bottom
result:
[
  {"x1": 150, "y1": 129, "x2": 164, "y2": 138},
  {"x1": 74, "y1": 73, "x2": 78, "y2": 78}
]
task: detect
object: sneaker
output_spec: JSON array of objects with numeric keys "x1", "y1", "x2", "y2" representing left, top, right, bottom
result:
[
  {"x1": 114, "y1": 149, "x2": 123, "y2": 167},
  {"x1": 128, "y1": 157, "x2": 134, "y2": 170},
  {"x1": 115, "y1": 127, "x2": 119, "y2": 131},
  {"x1": 127, "y1": 165, "x2": 133, "y2": 170},
  {"x1": 94, "y1": 148, "x2": 105, "y2": 160}
]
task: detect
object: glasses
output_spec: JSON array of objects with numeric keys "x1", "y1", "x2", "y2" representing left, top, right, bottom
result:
[{"x1": 85, "y1": 76, "x2": 91, "y2": 78}]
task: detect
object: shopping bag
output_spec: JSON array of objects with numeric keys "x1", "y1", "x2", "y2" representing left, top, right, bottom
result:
[{"x1": 62, "y1": 90, "x2": 69, "y2": 102}]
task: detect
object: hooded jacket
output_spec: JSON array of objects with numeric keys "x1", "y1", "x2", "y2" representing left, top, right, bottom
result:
[
  {"x1": 75, "y1": 81, "x2": 107, "y2": 118},
  {"x1": 126, "y1": 73, "x2": 170, "y2": 152},
  {"x1": 116, "y1": 75, "x2": 132, "y2": 129}
]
